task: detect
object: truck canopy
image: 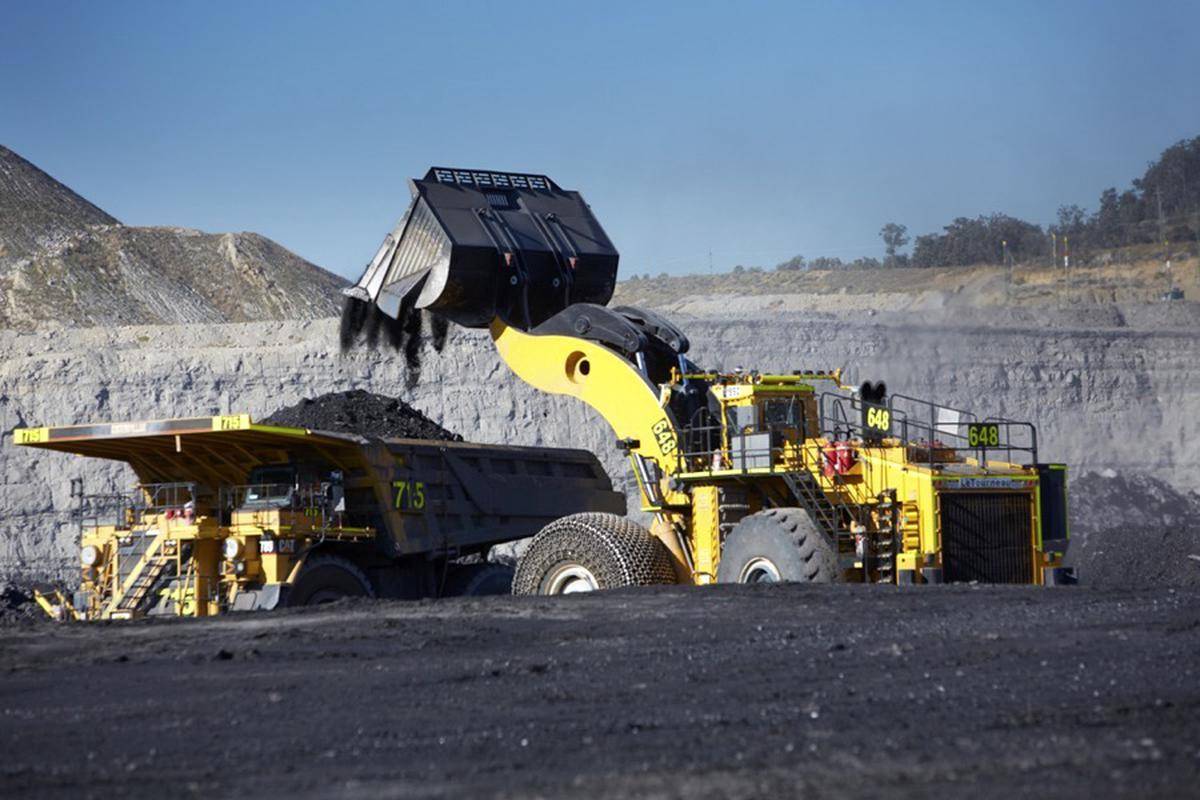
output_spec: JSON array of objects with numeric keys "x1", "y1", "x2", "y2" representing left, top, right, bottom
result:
[{"x1": 15, "y1": 415, "x2": 367, "y2": 486}]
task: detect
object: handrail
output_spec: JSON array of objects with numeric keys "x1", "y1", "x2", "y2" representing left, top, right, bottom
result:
[
  {"x1": 76, "y1": 482, "x2": 201, "y2": 537},
  {"x1": 798, "y1": 439, "x2": 864, "y2": 528},
  {"x1": 672, "y1": 390, "x2": 1040, "y2": 476},
  {"x1": 818, "y1": 391, "x2": 1039, "y2": 467}
]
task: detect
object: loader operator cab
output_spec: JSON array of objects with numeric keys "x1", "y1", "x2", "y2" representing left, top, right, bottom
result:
[{"x1": 675, "y1": 371, "x2": 831, "y2": 473}]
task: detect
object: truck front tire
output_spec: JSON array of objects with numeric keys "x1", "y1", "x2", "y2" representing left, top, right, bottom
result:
[
  {"x1": 512, "y1": 513, "x2": 677, "y2": 595},
  {"x1": 288, "y1": 555, "x2": 375, "y2": 606},
  {"x1": 717, "y1": 508, "x2": 839, "y2": 584}
]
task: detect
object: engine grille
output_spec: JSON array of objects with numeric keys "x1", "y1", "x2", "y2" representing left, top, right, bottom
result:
[{"x1": 940, "y1": 493, "x2": 1033, "y2": 583}]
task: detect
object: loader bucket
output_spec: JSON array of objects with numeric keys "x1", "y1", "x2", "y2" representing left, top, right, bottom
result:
[{"x1": 344, "y1": 168, "x2": 619, "y2": 331}]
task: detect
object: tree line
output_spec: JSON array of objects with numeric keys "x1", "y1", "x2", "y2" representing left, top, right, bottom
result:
[{"x1": 774, "y1": 134, "x2": 1200, "y2": 271}]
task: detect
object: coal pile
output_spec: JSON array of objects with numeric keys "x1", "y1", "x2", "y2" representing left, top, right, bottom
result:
[
  {"x1": 262, "y1": 390, "x2": 462, "y2": 442},
  {"x1": 0, "y1": 583, "x2": 38, "y2": 626},
  {"x1": 1067, "y1": 470, "x2": 1200, "y2": 587}
]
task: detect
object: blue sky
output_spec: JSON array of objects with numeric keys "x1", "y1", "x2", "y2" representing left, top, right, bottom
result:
[{"x1": 3, "y1": 1, "x2": 1198, "y2": 278}]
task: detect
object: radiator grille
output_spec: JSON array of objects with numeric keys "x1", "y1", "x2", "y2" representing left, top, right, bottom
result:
[{"x1": 940, "y1": 493, "x2": 1033, "y2": 583}]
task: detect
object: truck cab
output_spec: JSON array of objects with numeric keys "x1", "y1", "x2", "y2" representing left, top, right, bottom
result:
[{"x1": 220, "y1": 461, "x2": 376, "y2": 609}]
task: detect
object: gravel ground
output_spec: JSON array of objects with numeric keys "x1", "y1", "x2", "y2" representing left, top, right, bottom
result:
[{"x1": 2, "y1": 584, "x2": 1198, "y2": 799}]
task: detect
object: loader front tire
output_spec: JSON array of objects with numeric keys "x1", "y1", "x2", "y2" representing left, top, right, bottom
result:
[
  {"x1": 717, "y1": 508, "x2": 839, "y2": 584},
  {"x1": 512, "y1": 513, "x2": 678, "y2": 595},
  {"x1": 288, "y1": 554, "x2": 374, "y2": 606}
]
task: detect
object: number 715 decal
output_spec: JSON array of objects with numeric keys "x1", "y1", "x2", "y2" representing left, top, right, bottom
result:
[{"x1": 392, "y1": 480, "x2": 426, "y2": 511}]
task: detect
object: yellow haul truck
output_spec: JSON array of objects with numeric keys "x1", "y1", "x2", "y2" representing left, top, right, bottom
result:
[
  {"x1": 342, "y1": 167, "x2": 1074, "y2": 592},
  {"x1": 15, "y1": 414, "x2": 624, "y2": 619}
]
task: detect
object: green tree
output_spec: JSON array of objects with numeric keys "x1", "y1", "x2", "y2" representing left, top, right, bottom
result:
[
  {"x1": 912, "y1": 214, "x2": 1047, "y2": 267},
  {"x1": 879, "y1": 223, "x2": 910, "y2": 266}
]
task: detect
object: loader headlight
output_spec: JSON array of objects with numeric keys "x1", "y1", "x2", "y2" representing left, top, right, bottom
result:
[
  {"x1": 222, "y1": 538, "x2": 242, "y2": 560},
  {"x1": 80, "y1": 545, "x2": 100, "y2": 567}
]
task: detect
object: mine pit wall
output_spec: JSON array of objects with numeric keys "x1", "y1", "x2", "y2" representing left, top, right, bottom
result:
[{"x1": 2, "y1": 308, "x2": 1198, "y2": 582}]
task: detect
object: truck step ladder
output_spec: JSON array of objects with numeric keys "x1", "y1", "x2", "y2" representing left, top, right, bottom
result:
[{"x1": 107, "y1": 531, "x2": 172, "y2": 619}]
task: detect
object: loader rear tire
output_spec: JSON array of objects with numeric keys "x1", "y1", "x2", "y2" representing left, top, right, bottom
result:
[
  {"x1": 717, "y1": 508, "x2": 839, "y2": 584},
  {"x1": 288, "y1": 555, "x2": 374, "y2": 606},
  {"x1": 512, "y1": 513, "x2": 678, "y2": 595}
]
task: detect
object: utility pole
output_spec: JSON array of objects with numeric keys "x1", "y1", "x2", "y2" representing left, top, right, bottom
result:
[
  {"x1": 1157, "y1": 187, "x2": 1166, "y2": 247},
  {"x1": 1052, "y1": 232, "x2": 1061, "y2": 309},
  {"x1": 1064, "y1": 235, "x2": 1070, "y2": 307},
  {"x1": 1003, "y1": 240, "x2": 1012, "y2": 304},
  {"x1": 1158, "y1": 188, "x2": 1172, "y2": 296}
]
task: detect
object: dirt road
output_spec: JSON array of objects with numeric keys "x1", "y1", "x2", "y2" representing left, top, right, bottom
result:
[{"x1": 3, "y1": 584, "x2": 1198, "y2": 799}]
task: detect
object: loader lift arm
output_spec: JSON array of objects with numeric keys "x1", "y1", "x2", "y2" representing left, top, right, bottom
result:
[{"x1": 489, "y1": 303, "x2": 702, "y2": 510}]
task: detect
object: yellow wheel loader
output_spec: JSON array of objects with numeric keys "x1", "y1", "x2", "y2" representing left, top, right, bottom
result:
[{"x1": 343, "y1": 167, "x2": 1074, "y2": 592}]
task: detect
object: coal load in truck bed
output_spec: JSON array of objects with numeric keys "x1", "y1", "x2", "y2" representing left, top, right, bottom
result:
[{"x1": 262, "y1": 390, "x2": 461, "y2": 442}]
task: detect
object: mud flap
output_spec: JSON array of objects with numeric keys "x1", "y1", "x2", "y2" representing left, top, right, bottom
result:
[
  {"x1": 897, "y1": 569, "x2": 917, "y2": 585},
  {"x1": 1043, "y1": 566, "x2": 1078, "y2": 586},
  {"x1": 921, "y1": 567, "x2": 944, "y2": 584},
  {"x1": 230, "y1": 583, "x2": 289, "y2": 611}
]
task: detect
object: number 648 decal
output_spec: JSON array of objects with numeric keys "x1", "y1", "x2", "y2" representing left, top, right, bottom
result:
[
  {"x1": 651, "y1": 418, "x2": 677, "y2": 455},
  {"x1": 967, "y1": 423, "x2": 1001, "y2": 448},
  {"x1": 865, "y1": 405, "x2": 891, "y2": 432}
]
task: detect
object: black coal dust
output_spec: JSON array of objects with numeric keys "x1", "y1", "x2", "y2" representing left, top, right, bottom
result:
[{"x1": 339, "y1": 296, "x2": 450, "y2": 387}]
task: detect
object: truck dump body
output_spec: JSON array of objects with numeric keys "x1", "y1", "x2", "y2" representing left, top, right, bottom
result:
[{"x1": 16, "y1": 414, "x2": 624, "y2": 618}]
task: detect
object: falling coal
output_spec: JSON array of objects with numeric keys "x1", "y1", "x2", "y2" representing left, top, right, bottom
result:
[
  {"x1": 339, "y1": 296, "x2": 370, "y2": 352},
  {"x1": 339, "y1": 293, "x2": 452, "y2": 388},
  {"x1": 429, "y1": 311, "x2": 449, "y2": 351}
]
